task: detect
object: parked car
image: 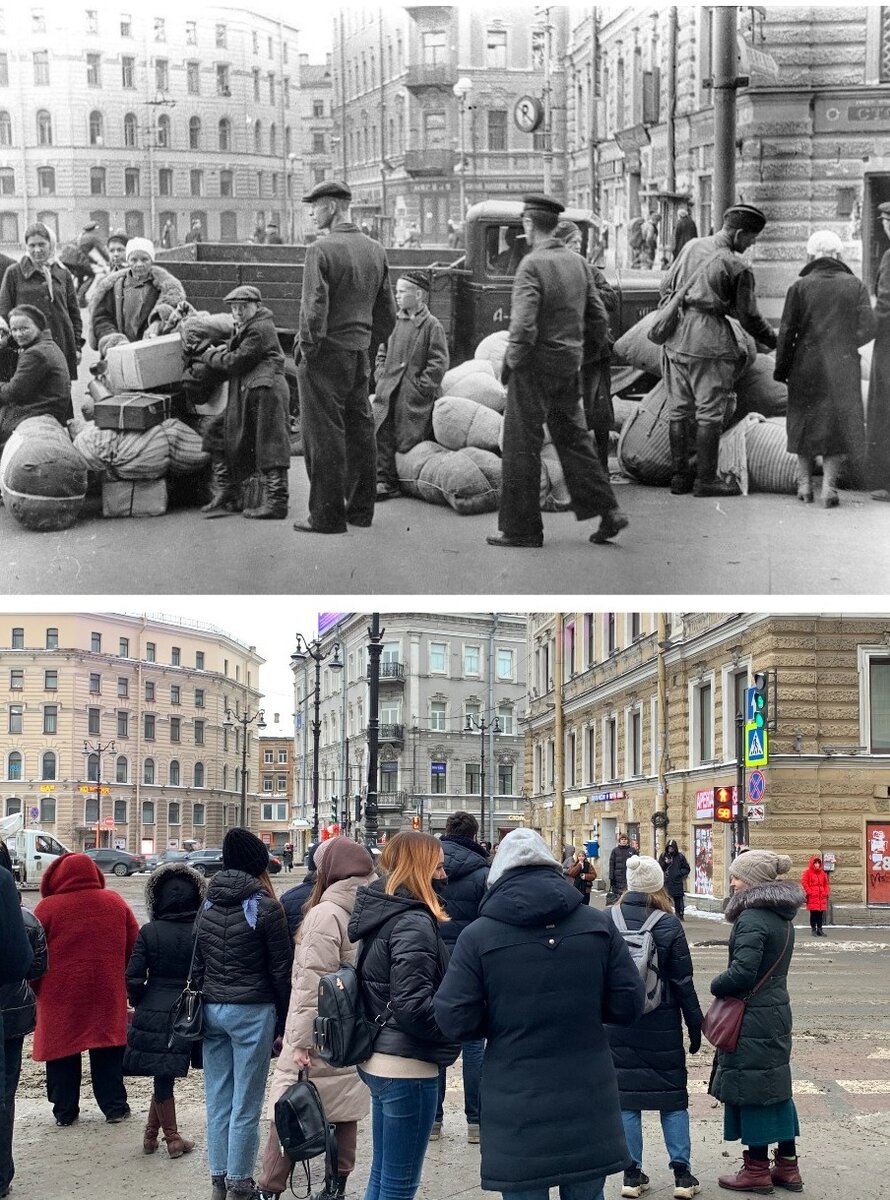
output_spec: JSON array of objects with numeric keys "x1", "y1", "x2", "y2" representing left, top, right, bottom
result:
[
  {"x1": 145, "y1": 849, "x2": 191, "y2": 872},
  {"x1": 84, "y1": 847, "x2": 146, "y2": 877},
  {"x1": 184, "y1": 848, "x2": 225, "y2": 876}
]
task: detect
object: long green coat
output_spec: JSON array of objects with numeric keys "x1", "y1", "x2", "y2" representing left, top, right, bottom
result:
[{"x1": 708, "y1": 879, "x2": 805, "y2": 1108}]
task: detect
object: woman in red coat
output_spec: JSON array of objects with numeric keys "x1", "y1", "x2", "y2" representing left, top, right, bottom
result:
[
  {"x1": 800, "y1": 854, "x2": 830, "y2": 937},
  {"x1": 32, "y1": 854, "x2": 139, "y2": 1125}
]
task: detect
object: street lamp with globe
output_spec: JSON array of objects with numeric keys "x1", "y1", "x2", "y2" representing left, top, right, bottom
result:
[
  {"x1": 453, "y1": 76, "x2": 473, "y2": 219},
  {"x1": 290, "y1": 635, "x2": 343, "y2": 841}
]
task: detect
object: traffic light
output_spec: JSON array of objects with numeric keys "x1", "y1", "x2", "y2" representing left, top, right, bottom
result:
[
  {"x1": 747, "y1": 671, "x2": 770, "y2": 730},
  {"x1": 411, "y1": 815, "x2": 420, "y2": 830},
  {"x1": 330, "y1": 796, "x2": 339, "y2": 825},
  {"x1": 355, "y1": 793, "x2": 363, "y2": 823},
  {"x1": 713, "y1": 786, "x2": 734, "y2": 823}
]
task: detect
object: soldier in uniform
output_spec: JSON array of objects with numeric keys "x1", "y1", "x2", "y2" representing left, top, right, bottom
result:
[
  {"x1": 487, "y1": 194, "x2": 629, "y2": 549},
  {"x1": 661, "y1": 203, "x2": 777, "y2": 498},
  {"x1": 867, "y1": 201, "x2": 890, "y2": 500},
  {"x1": 294, "y1": 180, "x2": 397, "y2": 533}
]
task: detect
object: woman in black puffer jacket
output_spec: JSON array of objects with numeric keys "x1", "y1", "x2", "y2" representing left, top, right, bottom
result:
[
  {"x1": 124, "y1": 862, "x2": 206, "y2": 1161},
  {"x1": 348, "y1": 831, "x2": 459, "y2": 1200}
]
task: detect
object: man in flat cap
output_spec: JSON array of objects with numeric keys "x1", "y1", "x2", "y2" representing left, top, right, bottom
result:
[
  {"x1": 660, "y1": 202, "x2": 777, "y2": 498},
  {"x1": 197, "y1": 285, "x2": 292, "y2": 520},
  {"x1": 488, "y1": 194, "x2": 629, "y2": 549},
  {"x1": 294, "y1": 179, "x2": 397, "y2": 533},
  {"x1": 373, "y1": 270, "x2": 449, "y2": 500},
  {"x1": 866, "y1": 202, "x2": 890, "y2": 500}
]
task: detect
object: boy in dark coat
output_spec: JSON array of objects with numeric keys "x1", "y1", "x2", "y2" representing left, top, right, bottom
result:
[
  {"x1": 434, "y1": 828, "x2": 645, "y2": 1198},
  {"x1": 0, "y1": 305, "x2": 71, "y2": 450},
  {"x1": 124, "y1": 862, "x2": 207, "y2": 1160},
  {"x1": 373, "y1": 270, "x2": 448, "y2": 500}
]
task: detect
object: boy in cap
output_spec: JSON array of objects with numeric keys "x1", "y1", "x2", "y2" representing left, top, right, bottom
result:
[
  {"x1": 106, "y1": 230, "x2": 128, "y2": 272},
  {"x1": 488, "y1": 194, "x2": 629, "y2": 549},
  {"x1": 660, "y1": 203, "x2": 777, "y2": 498},
  {"x1": 373, "y1": 269, "x2": 449, "y2": 500},
  {"x1": 293, "y1": 179, "x2": 397, "y2": 533}
]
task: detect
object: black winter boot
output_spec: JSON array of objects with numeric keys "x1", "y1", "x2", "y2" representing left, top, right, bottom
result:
[
  {"x1": 201, "y1": 458, "x2": 239, "y2": 518},
  {"x1": 211, "y1": 1176, "x2": 227, "y2": 1200},
  {"x1": 669, "y1": 420, "x2": 694, "y2": 494},
  {"x1": 312, "y1": 1174, "x2": 348, "y2": 1200},
  {"x1": 243, "y1": 469, "x2": 289, "y2": 519},
  {"x1": 693, "y1": 424, "x2": 740, "y2": 497}
]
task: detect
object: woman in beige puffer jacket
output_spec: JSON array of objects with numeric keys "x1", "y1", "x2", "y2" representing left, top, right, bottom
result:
[{"x1": 257, "y1": 838, "x2": 377, "y2": 1200}]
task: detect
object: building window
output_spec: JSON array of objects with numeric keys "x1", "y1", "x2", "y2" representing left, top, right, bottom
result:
[
  {"x1": 88, "y1": 707, "x2": 100, "y2": 735},
  {"x1": 462, "y1": 645, "x2": 481, "y2": 676},
  {"x1": 90, "y1": 167, "x2": 106, "y2": 195},
  {"x1": 37, "y1": 166, "x2": 55, "y2": 195},
  {"x1": 156, "y1": 113, "x2": 170, "y2": 147},
  {"x1": 692, "y1": 681, "x2": 714, "y2": 765},
  {"x1": 630, "y1": 613, "x2": 642, "y2": 641},
  {"x1": 170, "y1": 717, "x2": 181, "y2": 743},
  {"x1": 278, "y1": 749, "x2": 287, "y2": 764},
  {"x1": 584, "y1": 724, "x2": 596, "y2": 783},
  {"x1": 430, "y1": 701, "x2": 446, "y2": 732},
  {"x1": 194, "y1": 720, "x2": 205, "y2": 745},
  {"x1": 606, "y1": 612, "x2": 617, "y2": 654},
  {"x1": 465, "y1": 762, "x2": 481, "y2": 794},
  {"x1": 42, "y1": 750, "x2": 56, "y2": 781},
  {"x1": 155, "y1": 59, "x2": 168, "y2": 92},
  {"x1": 628, "y1": 707, "x2": 643, "y2": 775},
  {"x1": 44, "y1": 669, "x2": 57, "y2": 690},
  {"x1": 158, "y1": 168, "x2": 172, "y2": 196},
  {"x1": 421, "y1": 30, "x2": 447, "y2": 64},
  {"x1": 144, "y1": 713, "x2": 155, "y2": 740},
  {"x1": 169, "y1": 684, "x2": 180, "y2": 705},
  {"x1": 89, "y1": 672, "x2": 101, "y2": 693},
  {"x1": 43, "y1": 705, "x2": 57, "y2": 734},
  {"x1": 486, "y1": 28, "x2": 508, "y2": 69},
  {"x1": 117, "y1": 710, "x2": 128, "y2": 738},
  {"x1": 11, "y1": 627, "x2": 24, "y2": 648},
  {"x1": 253, "y1": 68, "x2": 261, "y2": 101},
  {"x1": 10, "y1": 670, "x2": 23, "y2": 690},
  {"x1": 121, "y1": 57, "x2": 134, "y2": 89},
  {"x1": 186, "y1": 20, "x2": 197, "y2": 45},
  {"x1": 868, "y1": 657, "x2": 890, "y2": 751},
  {"x1": 216, "y1": 63, "x2": 230, "y2": 96},
  {"x1": 33, "y1": 52, "x2": 50, "y2": 86},
  {"x1": 268, "y1": 73, "x2": 275, "y2": 104},
  {"x1": 313, "y1": 100, "x2": 324, "y2": 118},
  {"x1": 189, "y1": 169, "x2": 203, "y2": 197},
  {"x1": 86, "y1": 53, "x2": 101, "y2": 87},
  {"x1": 193, "y1": 802, "x2": 205, "y2": 824},
  {"x1": 194, "y1": 762, "x2": 205, "y2": 787},
  {"x1": 496, "y1": 648, "x2": 514, "y2": 680},
  {"x1": 194, "y1": 688, "x2": 205, "y2": 709},
  {"x1": 604, "y1": 715, "x2": 617, "y2": 780},
  {"x1": 187, "y1": 61, "x2": 200, "y2": 95},
  {"x1": 7, "y1": 751, "x2": 22, "y2": 780},
  {"x1": 142, "y1": 800, "x2": 155, "y2": 824},
  {"x1": 36, "y1": 110, "x2": 52, "y2": 145},
  {"x1": 263, "y1": 776, "x2": 273, "y2": 793},
  {"x1": 171, "y1": 647, "x2": 180, "y2": 666},
  {"x1": 146, "y1": 642, "x2": 155, "y2": 662},
  {"x1": 216, "y1": 22, "x2": 227, "y2": 49},
  {"x1": 169, "y1": 761, "x2": 180, "y2": 786},
  {"x1": 497, "y1": 762, "x2": 513, "y2": 794},
  {"x1": 497, "y1": 704, "x2": 514, "y2": 735},
  {"x1": 0, "y1": 120, "x2": 11, "y2": 151},
  {"x1": 8, "y1": 703, "x2": 24, "y2": 734},
  {"x1": 188, "y1": 116, "x2": 201, "y2": 150},
  {"x1": 0, "y1": 55, "x2": 7, "y2": 89},
  {"x1": 123, "y1": 112, "x2": 137, "y2": 146},
  {"x1": 125, "y1": 168, "x2": 140, "y2": 196},
  {"x1": 144, "y1": 680, "x2": 155, "y2": 702},
  {"x1": 565, "y1": 729, "x2": 576, "y2": 787},
  {"x1": 264, "y1": 749, "x2": 274, "y2": 765},
  {"x1": 429, "y1": 642, "x2": 447, "y2": 674},
  {"x1": 154, "y1": 17, "x2": 166, "y2": 41},
  {"x1": 430, "y1": 761, "x2": 447, "y2": 793},
  {"x1": 168, "y1": 800, "x2": 181, "y2": 824},
  {"x1": 117, "y1": 677, "x2": 128, "y2": 698},
  {"x1": 116, "y1": 755, "x2": 128, "y2": 783},
  {"x1": 143, "y1": 758, "x2": 154, "y2": 784},
  {"x1": 113, "y1": 798, "x2": 127, "y2": 823}
]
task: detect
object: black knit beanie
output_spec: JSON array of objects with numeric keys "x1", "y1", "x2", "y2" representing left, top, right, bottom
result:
[{"x1": 222, "y1": 828, "x2": 270, "y2": 877}]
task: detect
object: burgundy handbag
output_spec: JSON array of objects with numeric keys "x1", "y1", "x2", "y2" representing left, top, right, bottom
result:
[{"x1": 702, "y1": 924, "x2": 791, "y2": 1053}]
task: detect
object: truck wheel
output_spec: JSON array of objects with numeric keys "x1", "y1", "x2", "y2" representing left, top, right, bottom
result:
[{"x1": 112, "y1": 862, "x2": 128, "y2": 876}]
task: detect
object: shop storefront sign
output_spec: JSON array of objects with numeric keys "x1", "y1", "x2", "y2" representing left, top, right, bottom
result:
[
  {"x1": 589, "y1": 788, "x2": 627, "y2": 803},
  {"x1": 815, "y1": 95, "x2": 890, "y2": 134},
  {"x1": 695, "y1": 788, "x2": 714, "y2": 819}
]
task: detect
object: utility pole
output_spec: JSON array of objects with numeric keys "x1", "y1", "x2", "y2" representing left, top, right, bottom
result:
[
  {"x1": 339, "y1": 8, "x2": 349, "y2": 183},
  {"x1": 588, "y1": 7, "x2": 598, "y2": 209},
  {"x1": 542, "y1": 8, "x2": 553, "y2": 193},
  {"x1": 712, "y1": 6, "x2": 744, "y2": 226},
  {"x1": 365, "y1": 613, "x2": 383, "y2": 848},
  {"x1": 379, "y1": 9, "x2": 387, "y2": 243}
]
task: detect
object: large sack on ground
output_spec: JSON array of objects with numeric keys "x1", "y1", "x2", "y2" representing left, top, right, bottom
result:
[
  {"x1": 612, "y1": 396, "x2": 639, "y2": 432},
  {"x1": 447, "y1": 372, "x2": 507, "y2": 411},
  {"x1": 541, "y1": 443, "x2": 571, "y2": 511},
  {"x1": 459, "y1": 446, "x2": 502, "y2": 494},
  {"x1": 745, "y1": 416, "x2": 797, "y2": 493},
  {"x1": 0, "y1": 416, "x2": 88, "y2": 530},
  {"x1": 474, "y1": 331, "x2": 509, "y2": 377},
  {"x1": 442, "y1": 358, "x2": 495, "y2": 392},
  {"x1": 396, "y1": 440, "x2": 499, "y2": 514},
  {"x1": 162, "y1": 418, "x2": 210, "y2": 473},
  {"x1": 73, "y1": 422, "x2": 170, "y2": 480},
  {"x1": 735, "y1": 353, "x2": 787, "y2": 418},
  {"x1": 613, "y1": 310, "x2": 664, "y2": 375},
  {"x1": 616, "y1": 381, "x2": 672, "y2": 485},
  {"x1": 433, "y1": 395, "x2": 502, "y2": 451}
]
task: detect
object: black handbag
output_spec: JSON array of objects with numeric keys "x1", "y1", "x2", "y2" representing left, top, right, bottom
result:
[
  {"x1": 274, "y1": 1070, "x2": 337, "y2": 1198},
  {"x1": 167, "y1": 906, "x2": 206, "y2": 1049}
]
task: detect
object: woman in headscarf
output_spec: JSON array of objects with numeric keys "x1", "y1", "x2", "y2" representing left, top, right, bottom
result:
[
  {"x1": 89, "y1": 237, "x2": 187, "y2": 356},
  {"x1": 0, "y1": 222, "x2": 81, "y2": 414},
  {"x1": 774, "y1": 229, "x2": 876, "y2": 506},
  {"x1": 0, "y1": 305, "x2": 71, "y2": 451}
]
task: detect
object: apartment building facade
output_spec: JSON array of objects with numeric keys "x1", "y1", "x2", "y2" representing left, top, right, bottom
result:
[
  {"x1": 1, "y1": 612, "x2": 263, "y2": 854},
  {"x1": 256, "y1": 732, "x2": 296, "y2": 852}
]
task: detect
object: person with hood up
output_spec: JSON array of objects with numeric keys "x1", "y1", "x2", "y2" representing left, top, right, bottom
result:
[
  {"x1": 196, "y1": 285, "x2": 292, "y2": 521},
  {"x1": 123, "y1": 861, "x2": 207, "y2": 1161},
  {"x1": 257, "y1": 836, "x2": 377, "y2": 1200},
  {"x1": 347, "y1": 831, "x2": 459, "y2": 1200},
  {"x1": 658, "y1": 839, "x2": 692, "y2": 920},
  {"x1": 88, "y1": 236, "x2": 187, "y2": 356},
  {"x1": 32, "y1": 852, "x2": 139, "y2": 1126},
  {"x1": 434, "y1": 828, "x2": 645, "y2": 1200},
  {"x1": 280, "y1": 841, "x2": 319, "y2": 939},
  {"x1": 800, "y1": 854, "x2": 830, "y2": 937},
  {"x1": 431, "y1": 811, "x2": 490, "y2": 1143},
  {"x1": 605, "y1": 855, "x2": 703, "y2": 1200},
  {"x1": 0, "y1": 842, "x2": 47, "y2": 1200},
  {"x1": 710, "y1": 851, "x2": 807, "y2": 1195},
  {"x1": 608, "y1": 832, "x2": 634, "y2": 901},
  {"x1": 191, "y1": 828, "x2": 293, "y2": 1200}
]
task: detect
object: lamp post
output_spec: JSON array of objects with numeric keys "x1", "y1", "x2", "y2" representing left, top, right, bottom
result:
[
  {"x1": 83, "y1": 738, "x2": 115, "y2": 850},
  {"x1": 466, "y1": 715, "x2": 500, "y2": 842},
  {"x1": 223, "y1": 707, "x2": 266, "y2": 830},
  {"x1": 290, "y1": 635, "x2": 343, "y2": 841},
  {"x1": 145, "y1": 91, "x2": 176, "y2": 242},
  {"x1": 453, "y1": 77, "x2": 473, "y2": 220},
  {"x1": 287, "y1": 153, "x2": 299, "y2": 242}
]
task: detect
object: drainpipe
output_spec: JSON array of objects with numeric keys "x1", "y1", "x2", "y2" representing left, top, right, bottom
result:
[
  {"x1": 666, "y1": 7, "x2": 678, "y2": 197},
  {"x1": 712, "y1": 6, "x2": 739, "y2": 223},
  {"x1": 655, "y1": 613, "x2": 669, "y2": 857},
  {"x1": 554, "y1": 615, "x2": 564, "y2": 853},
  {"x1": 487, "y1": 613, "x2": 499, "y2": 845}
]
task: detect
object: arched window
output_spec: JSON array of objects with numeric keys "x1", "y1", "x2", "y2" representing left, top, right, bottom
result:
[
  {"x1": 169, "y1": 760, "x2": 180, "y2": 786},
  {"x1": 7, "y1": 751, "x2": 22, "y2": 780},
  {"x1": 115, "y1": 755, "x2": 128, "y2": 783},
  {"x1": 254, "y1": 119, "x2": 262, "y2": 153},
  {"x1": 36, "y1": 110, "x2": 53, "y2": 145},
  {"x1": 5, "y1": 797, "x2": 21, "y2": 816},
  {"x1": 189, "y1": 115, "x2": 201, "y2": 150},
  {"x1": 0, "y1": 111, "x2": 12, "y2": 147},
  {"x1": 157, "y1": 113, "x2": 171, "y2": 148},
  {"x1": 41, "y1": 751, "x2": 56, "y2": 780},
  {"x1": 168, "y1": 800, "x2": 181, "y2": 825},
  {"x1": 143, "y1": 758, "x2": 155, "y2": 785},
  {"x1": 194, "y1": 761, "x2": 205, "y2": 787},
  {"x1": 123, "y1": 112, "x2": 137, "y2": 148},
  {"x1": 86, "y1": 752, "x2": 99, "y2": 782},
  {"x1": 218, "y1": 117, "x2": 231, "y2": 151},
  {"x1": 88, "y1": 110, "x2": 103, "y2": 146},
  {"x1": 269, "y1": 122, "x2": 277, "y2": 154}
]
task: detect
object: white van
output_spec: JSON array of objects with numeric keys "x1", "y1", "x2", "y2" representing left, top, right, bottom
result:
[{"x1": 3, "y1": 827, "x2": 72, "y2": 888}]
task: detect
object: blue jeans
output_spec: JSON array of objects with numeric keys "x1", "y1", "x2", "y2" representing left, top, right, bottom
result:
[
  {"x1": 358, "y1": 1068, "x2": 438, "y2": 1200},
  {"x1": 621, "y1": 1108, "x2": 692, "y2": 1171},
  {"x1": 502, "y1": 1176, "x2": 606, "y2": 1200},
  {"x1": 436, "y1": 1039, "x2": 484, "y2": 1124},
  {"x1": 203, "y1": 1002, "x2": 276, "y2": 1184}
]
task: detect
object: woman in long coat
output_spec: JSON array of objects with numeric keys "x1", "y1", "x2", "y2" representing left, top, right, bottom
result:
[
  {"x1": 774, "y1": 229, "x2": 876, "y2": 506},
  {"x1": 124, "y1": 862, "x2": 207, "y2": 1160},
  {"x1": 89, "y1": 237, "x2": 186, "y2": 355},
  {"x1": 709, "y1": 850, "x2": 806, "y2": 1194},
  {"x1": 257, "y1": 837, "x2": 377, "y2": 1200},
  {"x1": 0, "y1": 305, "x2": 71, "y2": 451},
  {"x1": 800, "y1": 854, "x2": 830, "y2": 938}
]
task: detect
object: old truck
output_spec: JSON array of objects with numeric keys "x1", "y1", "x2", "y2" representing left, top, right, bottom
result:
[{"x1": 156, "y1": 201, "x2": 661, "y2": 368}]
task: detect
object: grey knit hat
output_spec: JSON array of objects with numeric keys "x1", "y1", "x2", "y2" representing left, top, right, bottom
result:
[{"x1": 730, "y1": 849, "x2": 792, "y2": 887}]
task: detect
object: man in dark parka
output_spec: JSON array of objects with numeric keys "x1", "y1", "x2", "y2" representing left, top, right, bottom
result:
[
  {"x1": 294, "y1": 179, "x2": 397, "y2": 534},
  {"x1": 866, "y1": 202, "x2": 890, "y2": 500},
  {"x1": 373, "y1": 269, "x2": 449, "y2": 500},
  {"x1": 608, "y1": 832, "x2": 634, "y2": 899},
  {"x1": 434, "y1": 828, "x2": 644, "y2": 1199}
]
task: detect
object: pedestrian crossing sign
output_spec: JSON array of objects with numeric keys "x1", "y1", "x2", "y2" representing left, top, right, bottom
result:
[{"x1": 745, "y1": 724, "x2": 768, "y2": 767}]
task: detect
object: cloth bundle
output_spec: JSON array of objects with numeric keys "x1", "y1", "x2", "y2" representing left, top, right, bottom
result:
[{"x1": 396, "y1": 441, "x2": 500, "y2": 515}]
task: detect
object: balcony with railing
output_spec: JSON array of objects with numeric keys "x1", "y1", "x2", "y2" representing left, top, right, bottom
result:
[
  {"x1": 373, "y1": 723, "x2": 404, "y2": 746},
  {"x1": 405, "y1": 60, "x2": 457, "y2": 91},
  {"x1": 380, "y1": 661, "x2": 405, "y2": 685},
  {"x1": 377, "y1": 789, "x2": 409, "y2": 811},
  {"x1": 404, "y1": 149, "x2": 456, "y2": 177}
]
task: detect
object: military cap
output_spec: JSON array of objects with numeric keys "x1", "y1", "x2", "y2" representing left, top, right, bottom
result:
[
  {"x1": 224, "y1": 285, "x2": 263, "y2": 304},
  {"x1": 522, "y1": 193, "x2": 565, "y2": 217},
  {"x1": 399, "y1": 270, "x2": 430, "y2": 291},
  {"x1": 82, "y1": 221, "x2": 99, "y2": 232},
  {"x1": 878, "y1": 202, "x2": 890, "y2": 219},
  {"x1": 302, "y1": 179, "x2": 352, "y2": 204},
  {"x1": 722, "y1": 203, "x2": 767, "y2": 234}
]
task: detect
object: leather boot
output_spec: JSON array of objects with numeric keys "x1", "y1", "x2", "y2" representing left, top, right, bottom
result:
[
  {"x1": 243, "y1": 469, "x2": 289, "y2": 520},
  {"x1": 669, "y1": 420, "x2": 694, "y2": 494},
  {"x1": 822, "y1": 454, "x2": 841, "y2": 508},
  {"x1": 313, "y1": 1173, "x2": 349, "y2": 1200},
  {"x1": 143, "y1": 1097, "x2": 161, "y2": 1154},
  {"x1": 211, "y1": 1176, "x2": 227, "y2": 1200},
  {"x1": 155, "y1": 1096, "x2": 194, "y2": 1159},
  {"x1": 718, "y1": 1150, "x2": 774, "y2": 1194},
  {"x1": 770, "y1": 1154, "x2": 803, "y2": 1192},
  {"x1": 201, "y1": 458, "x2": 239, "y2": 518},
  {"x1": 693, "y1": 424, "x2": 740, "y2": 497},
  {"x1": 796, "y1": 455, "x2": 814, "y2": 503}
]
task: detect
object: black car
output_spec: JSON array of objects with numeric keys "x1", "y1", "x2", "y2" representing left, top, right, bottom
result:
[
  {"x1": 145, "y1": 849, "x2": 191, "y2": 872},
  {"x1": 184, "y1": 848, "x2": 225, "y2": 877},
  {"x1": 85, "y1": 848, "x2": 146, "y2": 877}
]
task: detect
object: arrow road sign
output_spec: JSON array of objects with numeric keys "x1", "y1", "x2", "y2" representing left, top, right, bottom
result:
[
  {"x1": 747, "y1": 769, "x2": 766, "y2": 803},
  {"x1": 745, "y1": 725, "x2": 768, "y2": 767}
]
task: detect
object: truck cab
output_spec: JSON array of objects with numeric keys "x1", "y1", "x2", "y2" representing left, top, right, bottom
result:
[{"x1": 4, "y1": 828, "x2": 71, "y2": 889}]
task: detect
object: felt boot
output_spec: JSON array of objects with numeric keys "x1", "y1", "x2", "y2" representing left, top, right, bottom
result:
[{"x1": 243, "y1": 469, "x2": 289, "y2": 519}]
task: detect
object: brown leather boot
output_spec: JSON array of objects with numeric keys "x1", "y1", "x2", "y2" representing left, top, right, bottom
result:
[
  {"x1": 718, "y1": 1151, "x2": 774, "y2": 1193},
  {"x1": 143, "y1": 1097, "x2": 161, "y2": 1154},
  {"x1": 155, "y1": 1096, "x2": 195, "y2": 1159},
  {"x1": 771, "y1": 1154, "x2": 803, "y2": 1192}
]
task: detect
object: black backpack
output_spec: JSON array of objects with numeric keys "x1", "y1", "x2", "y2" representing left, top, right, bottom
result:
[
  {"x1": 274, "y1": 1069, "x2": 337, "y2": 1198},
  {"x1": 313, "y1": 948, "x2": 391, "y2": 1069}
]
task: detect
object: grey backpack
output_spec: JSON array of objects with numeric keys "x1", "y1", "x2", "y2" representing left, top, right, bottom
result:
[{"x1": 609, "y1": 905, "x2": 666, "y2": 1014}]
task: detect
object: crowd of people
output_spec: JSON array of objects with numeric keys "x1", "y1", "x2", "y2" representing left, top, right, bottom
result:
[{"x1": 0, "y1": 817, "x2": 825, "y2": 1200}]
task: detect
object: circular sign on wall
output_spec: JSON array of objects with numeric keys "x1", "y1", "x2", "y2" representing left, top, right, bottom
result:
[{"x1": 514, "y1": 95, "x2": 544, "y2": 134}]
